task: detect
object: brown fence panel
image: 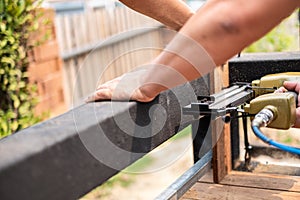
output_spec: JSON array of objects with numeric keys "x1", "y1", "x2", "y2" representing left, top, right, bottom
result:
[{"x1": 55, "y1": 6, "x2": 168, "y2": 107}]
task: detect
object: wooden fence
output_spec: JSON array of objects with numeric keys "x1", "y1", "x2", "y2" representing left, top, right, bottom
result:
[{"x1": 55, "y1": 5, "x2": 171, "y2": 107}]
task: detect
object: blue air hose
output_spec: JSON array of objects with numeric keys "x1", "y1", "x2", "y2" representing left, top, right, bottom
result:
[
  {"x1": 250, "y1": 92, "x2": 300, "y2": 155},
  {"x1": 251, "y1": 125, "x2": 300, "y2": 155}
]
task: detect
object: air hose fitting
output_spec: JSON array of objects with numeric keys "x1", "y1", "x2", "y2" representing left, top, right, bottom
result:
[
  {"x1": 251, "y1": 106, "x2": 300, "y2": 155},
  {"x1": 251, "y1": 106, "x2": 277, "y2": 127}
]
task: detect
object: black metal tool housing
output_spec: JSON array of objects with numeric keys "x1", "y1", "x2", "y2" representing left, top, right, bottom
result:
[{"x1": 183, "y1": 83, "x2": 254, "y2": 119}]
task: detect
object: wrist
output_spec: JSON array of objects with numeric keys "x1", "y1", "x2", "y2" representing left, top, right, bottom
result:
[{"x1": 139, "y1": 83, "x2": 167, "y2": 100}]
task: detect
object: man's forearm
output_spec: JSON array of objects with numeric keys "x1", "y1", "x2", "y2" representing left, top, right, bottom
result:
[
  {"x1": 119, "y1": 0, "x2": 194, "y2": 30},
  {"x1": 89, "y1": 0, "x2": 300, "y2": 103},
  {"x1": 140, "y1": 0, "x2": 300, "y2": 98},
  {"x1": 180, "y1": 0, "x2": 300, "y2": 66}
]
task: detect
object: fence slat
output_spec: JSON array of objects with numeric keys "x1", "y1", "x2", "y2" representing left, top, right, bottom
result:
[{"x1": 55, "y1": 6, "x2": 165, "y2": 107}]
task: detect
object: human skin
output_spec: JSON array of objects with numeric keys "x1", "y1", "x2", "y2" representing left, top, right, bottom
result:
[
  {"x1": 119, "y1": 0, "x2": 194, "y2": 31},
  {"x1": 276, "y1": 81, "x2": 300, "y2": 128},
  {"x1": 87, "y1": 0, "x2": 300, "y2": 103}
]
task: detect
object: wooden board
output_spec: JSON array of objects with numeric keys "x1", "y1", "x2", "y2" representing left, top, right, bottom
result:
[
  {"x1": 210, "y1": 64, "x2": 231, "y2": 183},
  {"x1": 221, "y1": 171, "x2": 300, "y2": 192},
  {"x1": 181, "y1": 182, "x2": 300, "y2": 200},
  {"x1": 181, "y1": 171, "x2": 300, "y2": 200}
]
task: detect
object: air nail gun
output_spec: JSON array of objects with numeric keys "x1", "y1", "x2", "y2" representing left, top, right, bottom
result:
[
  {"x1": 246, "y1": 72, "x2": 299, "y2": 129},
  {"x1": 183, "y1": 72, "x2": 300, "y2": 155}
]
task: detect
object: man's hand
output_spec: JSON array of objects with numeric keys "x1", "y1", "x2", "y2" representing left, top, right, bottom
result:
[
  {"x1": 85, "y1": 70, "x2": 158, "y2": 103},
  {"x1": 85, "y1": 77, "x2": 155, "y2": 103},
  {"x1": 276, "y1": 81, "x2": 300, "y2": 128}
]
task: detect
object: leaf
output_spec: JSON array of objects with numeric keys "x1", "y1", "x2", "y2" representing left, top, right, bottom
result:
[
  {"x1": 0, "y1": 39, "x2": 7, "y2": 48},
  {"x1": 9, "y1": 68, "x2": 21, "y2": 77},
  {"x1": 1, "y1": 57, "x2": 15, "y2": 67},
  {"x1": 6, "y1": 15, "x2": 13, "y2": 23},
  {"x1": 0, "y1": 0, "x2": 4, "y2": 13},
  {"x1": 18, "y1": 102, "x2": 30, "y2": 115},
  {"x1": 6, "y1": 35, "x2": 15, "y2": 44},
  {"x1": 23, "y1": 13, "x2": 33, "y2": 23},
  {"x1": 13, "y1": 97, "x2": 20, "y2": 108},
  {"x1": 22, "y1": 71, "x2": 29, "y2": 78},
  {"x1": 19, "y1": 92, "x2": 28, "y2": 101},
  {"x1": 11, "y1": 43, "x2": 19, "y2": 50},
  {"x1": 0, "y1": 22, "x2": 6, "y2": 32},
  {"x1": 0, "y1": 120, "x2": 8, "y2": 134},
  {"x1": 3, "y1": 75, "x2": 8, "y2": 85},
  {"x1": 11, "y1": 121, "x2": 19, "y2": 132},
  {"x1": 15, "y1": 0, "x2": 25, "y2": 17},
  {"x1": 8, "y1": 81, "x2": 18, "y2": 91},
  {"x1": 6, "y1": 110, "x2": 17, "y2": 119},
  {"x1": 18, "y1": 81, "x2": 26, "y2": 88}
]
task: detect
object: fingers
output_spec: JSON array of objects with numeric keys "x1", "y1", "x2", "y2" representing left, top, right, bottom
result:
[
  {"x1": 86, "y1": 76, "x2": 122, "y2": 102},
  {"x1": 274, "y1": 86, "x2": 287, "y2": 93},
  {"x1": 275, "y1": 81, "x2": 300, "y2": 128},
  {"x1": 294, "y1": 107, "x2": 300, "y2": 128},
  {"x1": 85, "y1": 88, "x2": 112, "y2": 102},
  {"x1": 283, "y1": 81, "x2": 300, "y2": 93},
  {"x1": 86, "y1": 83, "x2": 156, "y2": 103},
  {"x1": 282, "y1": 81, "x2": 300, "y2": 107}
]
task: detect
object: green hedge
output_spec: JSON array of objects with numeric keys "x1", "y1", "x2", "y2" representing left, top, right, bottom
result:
[{"x1": 0, "y1": 0, "x2": 43, "y2": 137}]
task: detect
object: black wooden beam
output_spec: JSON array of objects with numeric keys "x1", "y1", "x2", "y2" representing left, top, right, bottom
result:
[
  {"x1": 0, "y1": 77, "x2": 209, "y2": 200},
  {"x1": 229, "y1": 52, "x2": 300, "y2": 83}
]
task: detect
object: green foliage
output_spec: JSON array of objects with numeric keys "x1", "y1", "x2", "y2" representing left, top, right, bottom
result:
[
  {"x1": 0, "y1": 0, "x2": 43, "y2": 137},
  {"x1": 244, "y1": 28, "x2": 294, "y2": 53},
  {"x1": 244, "y1": 13, "x2": 298, "y2": 53}
]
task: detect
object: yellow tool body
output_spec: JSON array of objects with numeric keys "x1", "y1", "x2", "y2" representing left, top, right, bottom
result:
[
  {"x1": 251, "y1": 72, "x2": 300, "y2": 97},
  {"x1": 245, "y1": 72, "x2": 299, "y2": 129},
  {"x1": 244, "y1": 93, "x2": 296, "y2": 129}
]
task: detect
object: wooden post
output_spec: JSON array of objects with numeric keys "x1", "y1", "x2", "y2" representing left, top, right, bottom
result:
[{"x1": 210, "y1": 64, "x2": 231, "y2": 183}]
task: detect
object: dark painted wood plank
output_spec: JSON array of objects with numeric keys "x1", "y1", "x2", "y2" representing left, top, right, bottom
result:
[{"x1": 0, "y1": 77, "x2": 210, "y2": 200}]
